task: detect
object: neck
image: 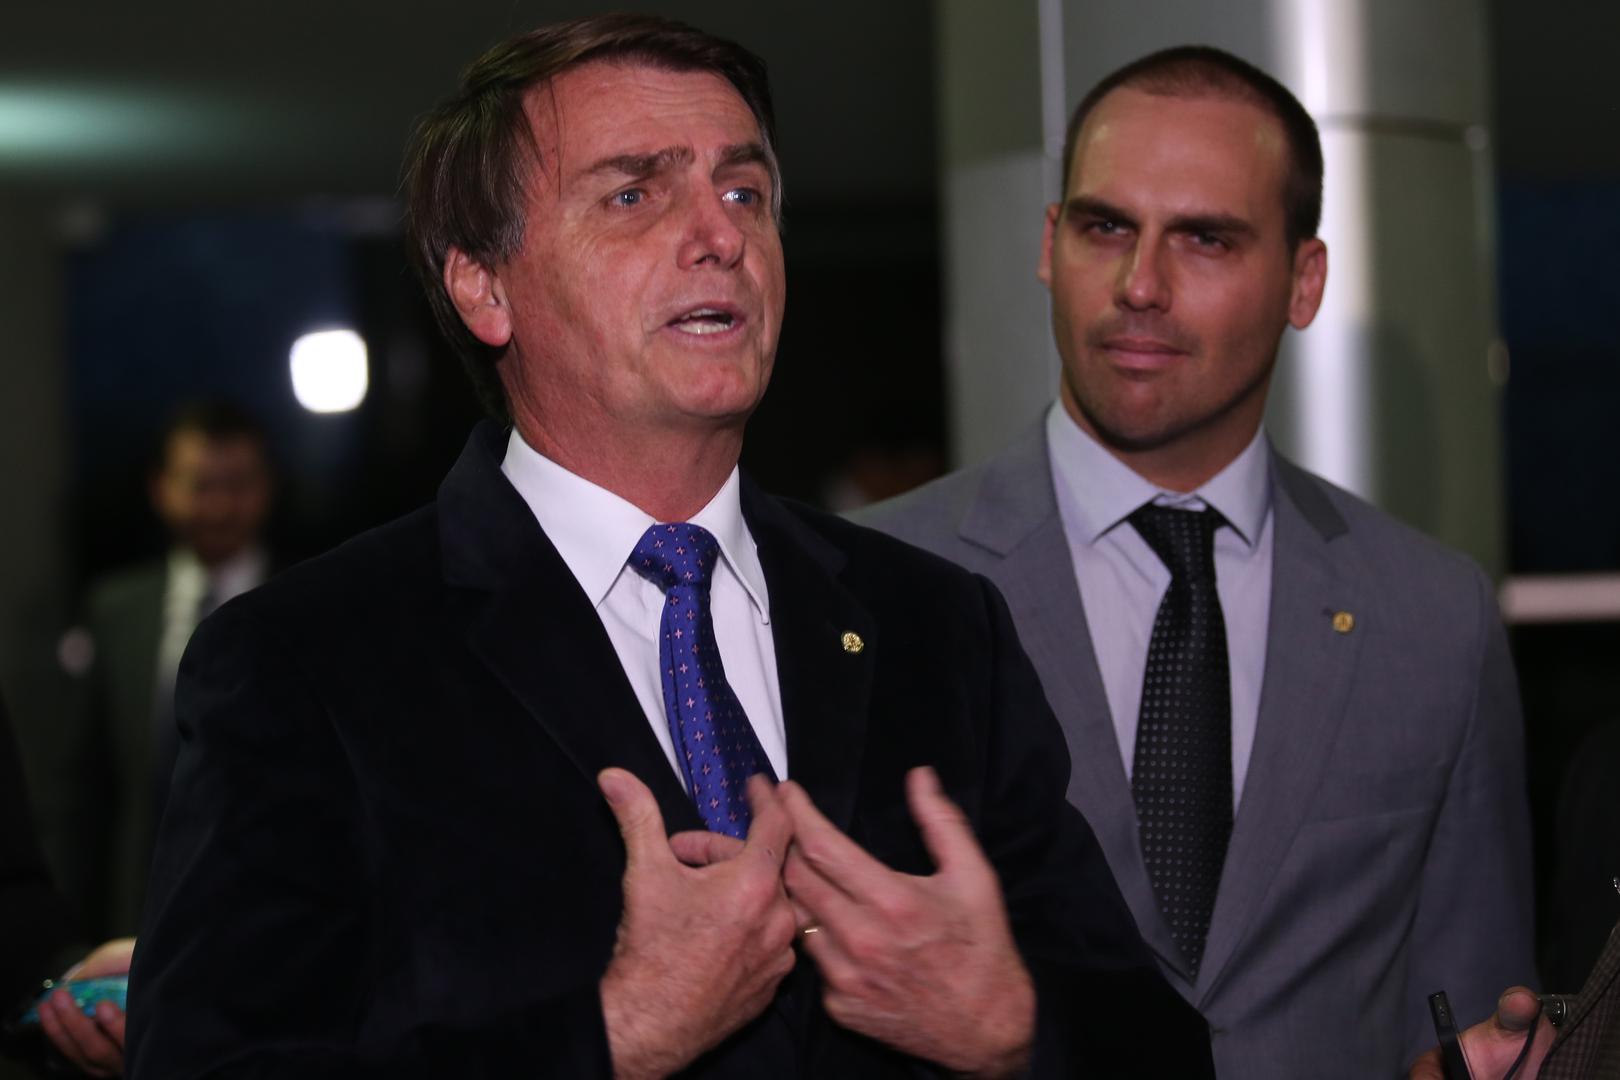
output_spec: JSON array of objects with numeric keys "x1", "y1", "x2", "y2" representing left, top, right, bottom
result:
[
  {"x1": 511, "y1": 408, "x2": 744, "y2": 522},
  {"x1": 1060, "y1": 392, "x2": 1260, "y2": 494}
]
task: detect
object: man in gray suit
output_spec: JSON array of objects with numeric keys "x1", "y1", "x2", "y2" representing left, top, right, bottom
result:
[{"x1": 864, "y1": 45, "x2": 1535, "y2": 1077}]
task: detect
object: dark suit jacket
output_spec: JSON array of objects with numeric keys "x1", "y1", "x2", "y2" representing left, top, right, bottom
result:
[
  {"x1": 45, "y1": 561, "x2": 167, "y2": 939},
  {"x1": 1547, "y1": 721, "x2": 1620, "y2": 992},
  {"x1": 126, "y1": 423, "x2": 1212, "y2": 1079},
  {"x1": 862, "y1": 424, "x2": 1536, "y2": 1078},
  {"x1": 0, "y1": 693, "x2": 85, "y2": 1080},
  {"x1": 1544, "y1": 919, "x2": 1620, "y2": 1079},
  {"x1": 0, "y1": 694, "x2": 82, "y2": 1008}
]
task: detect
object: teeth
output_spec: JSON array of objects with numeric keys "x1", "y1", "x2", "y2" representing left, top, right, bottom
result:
[
  {"x1": 671, "y1": 309, "x2": 735, "y2": 334},
  {"x1": 672, "y1": 319, "x2": 731, "y2": 335}
]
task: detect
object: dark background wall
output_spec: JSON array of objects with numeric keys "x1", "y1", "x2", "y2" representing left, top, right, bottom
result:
[{"x1": 1, "y1": 0, "x2": 1616, "y2": 983}]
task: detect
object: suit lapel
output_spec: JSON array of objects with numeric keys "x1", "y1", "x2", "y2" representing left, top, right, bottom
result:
[
  {"x1": 742, "y1": 481, "x2": 875, "y2": 833},
  {"x1": 1196, "y1": 455, "x2": 1365, "y2": 1001},
  {"x1": 439, "y1": 423, "x2": 701, "y2": 834},
  {"x1": 736, "y1": 481, "x2": 879, "y2": 1045},
  {"x1": 957, "y1": 427, "x2": 1186, "y2": 975}
]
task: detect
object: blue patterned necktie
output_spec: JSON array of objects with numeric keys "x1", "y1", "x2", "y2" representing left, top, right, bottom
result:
[
  {"x1": 629, "y1": 523, "x2": 775, "y2": 838},
  {"x1": 1129, "y1": 503, "x2": 1232, "y2": 979}
]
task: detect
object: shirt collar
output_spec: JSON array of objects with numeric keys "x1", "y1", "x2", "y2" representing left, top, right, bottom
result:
[
  {"x1": 1045, "y1": 402, "x2": 1271, "y2": 547},
  {"x1": 209, "y1": 545, "x2": 268, "y2": 602},
  {"x1": 499, "y1": 428, "x2": 770, "y2": 621},
  {"x1": 166, "y1": 545, "x2": 266, "y2": 602}
]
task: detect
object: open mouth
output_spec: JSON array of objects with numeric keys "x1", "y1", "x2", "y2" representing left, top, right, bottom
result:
[{"x1": 668, "y1": 308, "x2": 738, "y2": 335}]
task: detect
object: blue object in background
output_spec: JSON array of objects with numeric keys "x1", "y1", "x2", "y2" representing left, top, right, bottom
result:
[{"x1": 16, "y1": 976, "x2": 127, "y2": 1025}]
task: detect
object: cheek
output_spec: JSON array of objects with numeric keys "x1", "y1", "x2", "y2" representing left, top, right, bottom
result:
[
  {"x1": 1049, "y1": 259, "x2": 1111, "y2": 324},
  {"x1": 753, "y1": 240, "x2": 787, "y2": 318}
]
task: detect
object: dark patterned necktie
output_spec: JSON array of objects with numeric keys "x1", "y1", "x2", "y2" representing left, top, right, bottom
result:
[
  {"x1": 629, "y1": 523, "x2": 775, "y2": 838},
  {"x1": 1129, "y1": 503, "x2": 1232, "y2": 978}
]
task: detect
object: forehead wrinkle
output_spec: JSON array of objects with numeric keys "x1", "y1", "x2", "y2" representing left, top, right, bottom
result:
[{"x1": 581, "y1": 146, "x2": 694, "y2": 188}]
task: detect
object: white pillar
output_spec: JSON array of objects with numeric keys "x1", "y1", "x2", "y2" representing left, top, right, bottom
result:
[{"x1": 935, "y1": 1, "x2": 1063, "y2": 467}]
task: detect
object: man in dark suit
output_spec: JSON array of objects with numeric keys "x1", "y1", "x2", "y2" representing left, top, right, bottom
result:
[
  {"x1": 0, "y1": 692, "x2": 132, "y2": 1078},
  {"x1": 46, "y1": 400, "x2": 273, "y2": 939},
  {"x1": 863, "y1": 46, "x2": 1535, "y2": 1077},
  {"x1": 126, "y1": 15, "x2": 1211, "y2": 1078}
]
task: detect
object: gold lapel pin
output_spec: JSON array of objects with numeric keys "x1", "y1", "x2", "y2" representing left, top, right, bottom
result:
[
  {"x1": 1332, "y1": 611, "x2": 1355, "y2": 634},
  {"x1": 841, "y1": 631, "x2": 865, "y2": 654}
]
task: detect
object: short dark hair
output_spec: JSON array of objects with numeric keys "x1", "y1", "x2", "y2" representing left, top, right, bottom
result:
[
  {"x1": 403, "y1": 13, "x2": 781, "y2": 420},
  {"x1": 1060, "y1": 45, "x2": 1323, "y2": 248},
  {"x1": 153, "y1": 398, "x2": 270, "y2": 472}
]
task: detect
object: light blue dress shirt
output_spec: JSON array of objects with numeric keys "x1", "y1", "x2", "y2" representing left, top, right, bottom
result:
[{"x1": 1045, "y1": 403, "x2": 1274, "y2": 810}]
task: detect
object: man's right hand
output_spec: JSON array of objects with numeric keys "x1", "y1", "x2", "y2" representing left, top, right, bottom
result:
[
  {"x1": 1408, "y1": 987, "x2": 1556, "y2": 1080},
  {"x1": 597, "y1": 769, "x2": 797, "y2": 1079}
]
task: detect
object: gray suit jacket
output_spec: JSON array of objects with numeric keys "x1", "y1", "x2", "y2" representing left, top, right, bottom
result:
[{"x1": 861, "y1": 424, "x2": 1536, "y2": 1079}]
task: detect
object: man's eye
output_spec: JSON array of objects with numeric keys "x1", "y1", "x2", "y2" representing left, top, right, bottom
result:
[
  {"x1": 611, "y1": 189, "x2": 645, "y2": 208},
  {"x1": 723, "y1": 188, "x2": 761, "y2": 207},
  {"x1": 1086, "y1": 219, "x2": 1124, "y2": 236},
  {"x1": 1190, "y1": 232, "x2": 1228, "y2": 251}
]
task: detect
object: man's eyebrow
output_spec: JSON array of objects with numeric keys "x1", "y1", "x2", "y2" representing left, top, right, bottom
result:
[
  {"x1": 716, "y1": 142, "x2": 771, "y2": 170},
  {"x1": 1063, "y1": 196, "x2": 1256, "y2": 238},
  {"x1": 583, "y1": 145, "x2": 693, "y2": 180},
  {"x1": 1166, "y1": 212, "x2": 1256, "y2": 238},
  {"x1": 1064, "y1": 196, "x2": 1136, "y2": 227}
]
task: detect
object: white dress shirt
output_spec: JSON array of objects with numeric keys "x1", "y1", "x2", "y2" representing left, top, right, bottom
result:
[
  {"x1": 155, "y1": 544, "x2": 268, "y2": 702},
  {"x1": 1046, "y1": 404, "x2": 1273, "y2": 809},
  {"x1": 500, "y1": 429, "x2": 788, "y2": 786}
]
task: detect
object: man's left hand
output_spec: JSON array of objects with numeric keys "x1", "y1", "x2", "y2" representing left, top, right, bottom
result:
[{"x1": 777, "y1": 767, "x2": 1034, "y2": 1078}]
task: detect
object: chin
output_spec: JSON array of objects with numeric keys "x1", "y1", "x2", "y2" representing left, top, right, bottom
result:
[{"x1": 682, "y1": 364, "x2": 770, "y2": 410}]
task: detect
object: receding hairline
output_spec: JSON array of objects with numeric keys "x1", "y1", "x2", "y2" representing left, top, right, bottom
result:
[
  {"x1": 1060, "y1": 46, "x2": 1323, "y2": 244},
  {"x1": 1076, "y1": 79, "x2": 1287, "y2": 149}
]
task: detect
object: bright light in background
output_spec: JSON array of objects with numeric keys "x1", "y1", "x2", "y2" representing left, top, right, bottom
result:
[
  {"x1": 0, "y1": 84, "x2": 226, "y2": 164},
  {"x1": 290, "y1": 330, "x2": 368, "y2": 414}
]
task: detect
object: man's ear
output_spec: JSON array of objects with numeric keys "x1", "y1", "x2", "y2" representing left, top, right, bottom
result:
[
  {"x1": 443, "y1": 247, "x2": 513, "y2": 348},
  {"x1": 1037, "y1": 203, "x2": 1060, "y2": 287},
  {"x1": 1287, "y1": 238, "x2": 1328, "y2": 330}
]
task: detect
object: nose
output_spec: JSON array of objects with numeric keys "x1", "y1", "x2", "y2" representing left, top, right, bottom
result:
[
  {"x1": 1116, "y1": 235, "x2": 1170, "y2": 312},
  {"x1": 676, "y1": 188, "x2": 746, "y2": 270}
]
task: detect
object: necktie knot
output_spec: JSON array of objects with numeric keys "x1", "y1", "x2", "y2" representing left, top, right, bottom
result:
[
  {"x1": 1128, "y1": 503, "x2": 1222, "y2": 583},
  {"x1": 630, "y1": 523, "x2": 722, "y2": 593}
]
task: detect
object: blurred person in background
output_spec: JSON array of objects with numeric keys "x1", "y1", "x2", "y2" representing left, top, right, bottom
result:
[
  {"x1": 1546, "y1": 721, "x2": 1620, "y2": 993},
  {"x1": 45, "y1": 400, "x2": 274, "y2": 939},
  {"x1": 0, "y1": 690, "x2": 132, "y2": 1078}
]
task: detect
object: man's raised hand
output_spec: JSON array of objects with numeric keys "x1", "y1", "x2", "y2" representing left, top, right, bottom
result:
[
  {"x1": 781, "y1": 767, "x2": 1035, "y2": 1078},
  {"x1": 597, "y1": 769, "x2": 797, "y2": 1080}
]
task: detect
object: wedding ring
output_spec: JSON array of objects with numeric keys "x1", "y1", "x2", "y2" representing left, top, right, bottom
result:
[{"x1": 800, "y1": 925, "x2": 822, "y2": 937}]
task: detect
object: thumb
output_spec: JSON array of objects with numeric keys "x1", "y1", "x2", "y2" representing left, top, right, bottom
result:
[
  {"x1": 905, "y1": 766, "x2": 985, "y2": 877},
  {"x1": 1492, "y1": 987, "x2": 1541, "y2": 1032},
  {"x1": 599, "y1": 768, "x2": 670, "y2": 871}
]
